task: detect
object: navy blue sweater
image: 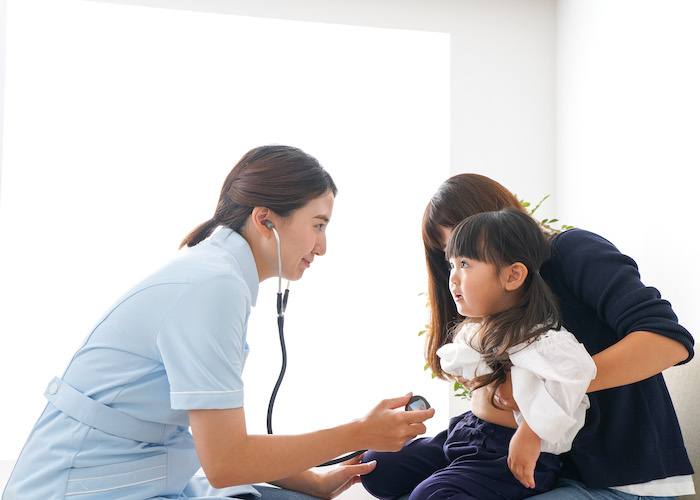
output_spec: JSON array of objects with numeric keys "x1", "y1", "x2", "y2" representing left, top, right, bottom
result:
[{"x1": 541, "y1": 229, "x2": 694, "y2": 488}]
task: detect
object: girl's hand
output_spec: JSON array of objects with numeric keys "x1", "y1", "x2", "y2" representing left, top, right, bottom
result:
[
  {"x1": 357, "y1": 394, "x2": 435, "y2": 452},
  {"x1": 507, "y1": 420, "x2": 541, "y2": 489},
  {"x1": 309, "y1": 454, "x2": 377, "y2": 499}
]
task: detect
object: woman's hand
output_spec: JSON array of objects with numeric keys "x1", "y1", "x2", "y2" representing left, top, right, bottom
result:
[
  {"x1": 189, "y1": 394, "x2": 433, "y2": 489},
  {"x1": 456, "y1": 374, "x2": 520, "y2": 412},
  {"x1": 313, "y1": 454, "x2": 376, "y2": 499},
  {"x1": 302, "y1": 454, "x2": 377, "y2": 499},
  {"x1": 357, "y1": 393, "x2": 435, "y2": 452},
  {"x1": 492, "y1": 372, "x2": 520, "y2": 412},
  {"x1": 271, "y1": 454, "x2": 376, "y2": 499},
  {"x1": 507, "y1": 420, "x2": 541, "y2": 489}
]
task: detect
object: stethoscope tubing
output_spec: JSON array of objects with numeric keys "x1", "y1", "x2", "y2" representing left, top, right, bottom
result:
[{"x1": 265, "y1": 226, "x2": 366, "y2": 467}]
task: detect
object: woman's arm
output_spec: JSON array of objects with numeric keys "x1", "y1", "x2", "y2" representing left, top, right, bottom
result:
[
  {"x1": 493, "y1": 230, "x2": 693, "y2": 412},
  {"x1": 587, "y1": 330, "x2": 689, "y2": 392},
  {"x1": 495, "y1": 331, "x2": 689, "y2": 408},
  {"x1": 189, "y1": 394, "x2": 434, "y2": 489},
  {"x1": 550, "y1": 230, "x2": 693, "y2": 392}
]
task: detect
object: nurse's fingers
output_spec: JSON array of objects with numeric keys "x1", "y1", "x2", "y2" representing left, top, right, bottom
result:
[
  {"x1": 380, "y1": 393, "x2": 414, "y2": 410},
  {"x1": 404, "y1": 407, "x2": 435, "y2": 424}
]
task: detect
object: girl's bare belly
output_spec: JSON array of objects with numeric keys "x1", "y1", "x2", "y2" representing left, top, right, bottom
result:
[{"x1": 469, "y1": 387, "x2": 518, "y2": 429}]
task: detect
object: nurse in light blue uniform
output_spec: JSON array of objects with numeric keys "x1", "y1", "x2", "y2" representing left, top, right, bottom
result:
[{"x1": 3, "y1": 145, "x2": 434, "y2": 500}]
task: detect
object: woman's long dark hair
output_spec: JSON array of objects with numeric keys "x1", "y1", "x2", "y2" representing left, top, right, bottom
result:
[
  {"x1": 445, "y1": 208, "x2": 561, "y2": 404},
  {"x1": 422, "y1": 174, "x2": 527, "y2": 378},
  {"x1": 180, "y1": 145, "x2": 337, "y2": 248}
]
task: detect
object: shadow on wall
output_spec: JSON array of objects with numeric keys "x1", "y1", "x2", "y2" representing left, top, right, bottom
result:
[{"x1": 665, "y1": 360, "x2": 699, "y2": 500}]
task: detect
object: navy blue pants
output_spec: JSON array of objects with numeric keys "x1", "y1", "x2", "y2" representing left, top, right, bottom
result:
[{"x1": 361, "y1": 412, "x2": 560, "y2": 500}]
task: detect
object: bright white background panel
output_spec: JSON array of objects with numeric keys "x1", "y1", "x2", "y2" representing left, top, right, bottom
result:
[
  {"x1": 556, "y1": 0, "x2": 699, "y2": 346},
  {"x1": 0, "y1": 0, "x2": 450, "y2": 458}
]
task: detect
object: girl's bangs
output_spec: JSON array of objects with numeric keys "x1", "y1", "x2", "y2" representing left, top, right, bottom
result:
[{"x1": 446, "y1": 217, "x2": 497, "y2": 265}]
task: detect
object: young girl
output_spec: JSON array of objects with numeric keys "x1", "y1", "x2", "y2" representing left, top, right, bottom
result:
[
  {"x1": 363, "y1": 174, "x2": 694, "y2": 500},
  {"x1": 437, "y1": 208, "x2": 596, "y2": 496},
  {"x1": 362, "y1": 208, "x2": 597, "y2": 500}
]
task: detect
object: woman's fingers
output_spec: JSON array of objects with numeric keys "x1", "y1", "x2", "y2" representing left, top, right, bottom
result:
[
  {"x1": 381, "y1": 393, "x2": 414, "y2": 410},
  {"x1": 361, "y1": 395, "x2": 435, "y2": 452}
]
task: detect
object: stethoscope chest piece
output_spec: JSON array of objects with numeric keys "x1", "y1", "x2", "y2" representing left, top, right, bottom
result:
[{"x1": 405, "y1": 395, "x2": 431, "y2": 412}]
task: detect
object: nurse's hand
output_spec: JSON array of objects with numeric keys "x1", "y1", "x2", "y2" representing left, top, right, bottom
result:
[
  {"x1": 310, "y1": 454, "x2": 377, "y2": 499},
  {"x1": 358, "y1": 393, "x2": 435, "y2": 452},
  {"x1": 271, "y1": 454, "x2": 376, "y2": 499}
]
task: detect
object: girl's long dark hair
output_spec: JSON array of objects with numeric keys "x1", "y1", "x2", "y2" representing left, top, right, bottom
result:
[
  {"x1": 422, "y1": 174, "x2": 527, "y2": 378},
  {"x1": 180, "y1": 145, "x2": 337, "y2": 248},
  {"x1": 445, "y1": 208, "x2": 562, "y2": 405}
]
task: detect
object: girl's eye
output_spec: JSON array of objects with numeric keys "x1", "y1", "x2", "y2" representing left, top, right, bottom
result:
[
  {"x1": 461, "y1": 260, "x2": 469, "y2": 269},
  {"x1": 315, "y1": 223, "x2": 326, "y2": 231},
  {"x1": 447, "y1": 261, "x2": 454, "y2": 271}
]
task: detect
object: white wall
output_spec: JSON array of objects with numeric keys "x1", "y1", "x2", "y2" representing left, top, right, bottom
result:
[
  {"x1": 557, "y1": 1, "x2": 699, "y2": 494},
  {"x1": 0, "y1": 0, "x2": 556, "y2": 463},
  {"x1": 0, "y1": 0, "x2": 449, "y2": 460},
  {"x1": 557, "y1": 0, "x2": 698, "y2": 366},
  {"x1": 0, "y1": 0, "x2": 6, "y2": 195},
  {"x1": 89, "y1": 0, "x2": 558, "y2": 206}
]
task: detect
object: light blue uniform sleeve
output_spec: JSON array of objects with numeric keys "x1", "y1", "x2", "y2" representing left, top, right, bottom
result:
[{"x1": 157, "y1": 273, "x2": 251, "y2": 410}]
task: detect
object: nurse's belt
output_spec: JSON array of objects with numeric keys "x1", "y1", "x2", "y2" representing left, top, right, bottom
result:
[{"x1": 45, "y1": 376, "x2": 173, "y2": 443}]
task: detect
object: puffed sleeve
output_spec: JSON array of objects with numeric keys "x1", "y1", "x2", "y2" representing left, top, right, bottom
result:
[
  {"x1": 157, "y1": 272, "x2": 251, "y2": 410},
  {"x1": 437, "y1": 323, "x2": 492, "y2": 379},
  {"x1": 509, "y1": 330, "x2": 597, "y2": 448}
]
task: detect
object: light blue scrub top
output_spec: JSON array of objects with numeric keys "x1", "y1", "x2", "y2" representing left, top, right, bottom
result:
[{"x1": 3, "y1": 229, "x2": 261, "y2": 499}]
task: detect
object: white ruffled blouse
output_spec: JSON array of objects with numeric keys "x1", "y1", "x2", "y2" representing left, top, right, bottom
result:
[{"x1": 437, "y1": 322, "x2": 597, "y2": 455}]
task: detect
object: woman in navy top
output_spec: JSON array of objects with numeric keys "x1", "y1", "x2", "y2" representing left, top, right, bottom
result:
[
  {"x1": 3, "y1": 145, "x2": 435, "y2": 500},
  {"x1": 361, "y1": 173, "x2": 694, "y2": 499}
]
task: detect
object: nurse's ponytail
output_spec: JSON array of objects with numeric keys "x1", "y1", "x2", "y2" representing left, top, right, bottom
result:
[{"x1": 179, "y1": 145, "x2": 337, "y2": 249}]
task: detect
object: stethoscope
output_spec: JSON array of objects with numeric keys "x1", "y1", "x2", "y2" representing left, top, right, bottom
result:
[{"x1": 263, "y1": 220, "x2": 430, "y2": 467}]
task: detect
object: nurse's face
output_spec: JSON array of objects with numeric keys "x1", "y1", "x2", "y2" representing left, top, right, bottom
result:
[{"x1": 278, "y1": 191, "x2": 334, "y2": 281}]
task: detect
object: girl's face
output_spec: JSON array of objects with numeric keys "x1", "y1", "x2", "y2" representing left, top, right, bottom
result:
[
  {"x1": 277, "y1": 191, "x2": 334, "y2": 281},
  {"x1": 448, "y1": 256, "x2": 513, "y2": 319}
]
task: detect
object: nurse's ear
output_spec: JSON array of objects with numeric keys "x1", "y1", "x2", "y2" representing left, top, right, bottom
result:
[{"x1": 250, "y1": 207, "x2": 277, "y2": 238}]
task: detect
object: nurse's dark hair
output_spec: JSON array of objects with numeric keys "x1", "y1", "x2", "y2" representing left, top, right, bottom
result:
[
  {"x1": 180, "y1": 145, "x2": 337, "y2": 249},
  {"x1": 445, "y1": 208, "x2": 561, "y2": 407},
  {"x1": 422, "y1": 174, "x2": 528, "y2": 378}
]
